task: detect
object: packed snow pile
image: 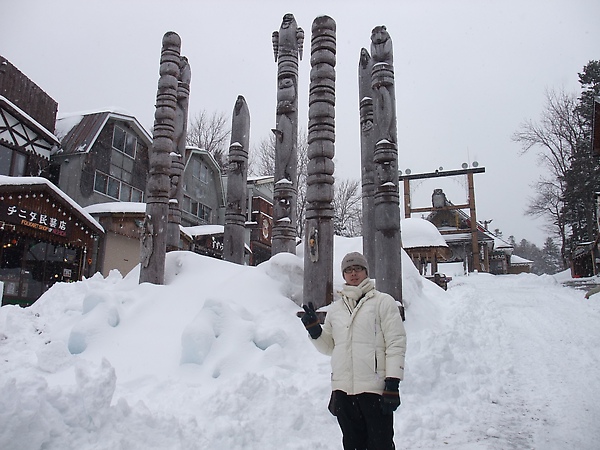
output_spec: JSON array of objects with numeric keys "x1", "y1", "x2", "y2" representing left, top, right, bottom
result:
[{"x1": 1, "y1": 237, "x2": 599, "y2": 449}]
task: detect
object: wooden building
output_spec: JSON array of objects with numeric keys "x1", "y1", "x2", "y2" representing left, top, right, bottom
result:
[
  {"x1": 183, "y1": 225, "x2": 225, "y2": 260},
  {"x1": 0, "y1": 55, "x2": 60, "y2": 178},
  {"x1": 83, "y1": 202, "x2": 146, "y2": 277},
  {"x1": 246, "y1": 176, "x2": 274, "y2": 266},
  {"x1": 488, "y1": 235, "x2": 514, "y2": 275},
  {"x1": 0, "y1": 177, "x2": 103, "y2": 306},
  {"x1": 401, "y1": 217, "x2": 449, "y2": 276},
  {"x1": 508, "y1": 254, "x2": 533, "y2": 274},
  {"x1": 425, "y1": 189, "x2": 494, "y2": 273}
]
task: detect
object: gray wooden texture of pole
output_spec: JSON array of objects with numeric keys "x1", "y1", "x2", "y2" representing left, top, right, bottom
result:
[
  {"x1": 223, "y1": 95, "x2": 250, "y2": 264},
  {"x1": 303, "y1": 16, "x2": 336, "y2": 309},
  {"x1": 370, "y1": 26, "x2": 403, "y2": 304},
  {"x1": 358, "y1": 47, "x2": 376, "y2": 278},
  {"x1": 140, "y1": 32, "x2": 181, "y2": 285},
  {"x1": 271, "y1": 14, "x2": 304, "y2": 255},
  {"x1": 167, "y1": 56, "x2": 191, "y2": 252}
]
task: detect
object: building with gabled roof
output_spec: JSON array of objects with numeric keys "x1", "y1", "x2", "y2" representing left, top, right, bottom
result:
[
  {"x1": 181, "y1": 147, "x2": 225, "y2": 227},
  {"x1": 0, "y1": 56, "x2": 109, "y2": 306},
  {"x1": 51, "y1": 110, "x2": 152, "y2": 207},
  {"x1": 0, "y1": 55, "x2": 60, "y2": 177},
  {"x1": 426, "y1": 189, "x2": 494, "y2": 272}
]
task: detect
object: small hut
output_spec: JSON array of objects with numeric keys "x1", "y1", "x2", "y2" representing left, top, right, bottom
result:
[{"x1": 401, "y1": 217, "x2": 450, "y2": 276}]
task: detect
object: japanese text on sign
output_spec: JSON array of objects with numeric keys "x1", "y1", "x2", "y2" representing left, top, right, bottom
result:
[{"x1": 3, "y1": 204, "x2": 69, "y2": 237}]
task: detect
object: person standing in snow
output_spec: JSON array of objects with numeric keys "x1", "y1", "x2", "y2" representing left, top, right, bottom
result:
[{"x1": 300, "y1": 251, "x2": 407, "y2": 450}]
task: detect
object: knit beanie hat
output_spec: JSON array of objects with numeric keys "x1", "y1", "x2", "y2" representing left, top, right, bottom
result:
[{"x1": 341, "y1": 252, "x2": 369, "y2": 276}]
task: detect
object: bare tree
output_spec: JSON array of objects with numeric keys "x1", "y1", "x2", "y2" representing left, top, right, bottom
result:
[
  {"x1": 250, "y1": 131, "x2": 363, "y2": 239},
  {"x1": 250, "y1": 129, "x2": 309, "y2": 238},
  {"x1": 524, "y1": 178, "x2": 568, "y2": 267},
  {"x1": 512, "y1": 88, "x2": 584, "y2": 264},
  {"x1": 250, "y1": 133, "x2": 277, "y2": 178},
  {"x1": 186, "y1": 109, "x2": 230, "y2": 168},
  {"x1": 513, "y1": 89, "x2": 582, "y2": 181},
  {"x1": 333, "y1": 178, "x2": 362, "y2": 237}
]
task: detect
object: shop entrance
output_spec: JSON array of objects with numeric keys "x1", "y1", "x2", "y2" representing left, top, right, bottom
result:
[{"x1": 0, "y1": 233, "x2": 82, "y2": 306}]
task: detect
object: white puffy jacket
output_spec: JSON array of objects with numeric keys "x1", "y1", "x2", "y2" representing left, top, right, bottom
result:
[{"x1": 311, "y1": 279, "x2": 406, "y2": 395}]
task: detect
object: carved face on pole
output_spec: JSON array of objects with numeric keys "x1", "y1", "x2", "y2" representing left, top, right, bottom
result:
[
  {"x1": 277, "y1": 76, "x2": 296, "y2": 113},
  {"x1": 370, "y1": 25, "x2": 393, "y2": 64},
  {"x1": 234, "y1": 96, "x2": 244, "y2": 115},
  {"x1": 359, "y1": 48, "x2": 370, "y2": 69},
  {"x1": 282, "y1": 13, "x2": 294, "y2": 29},
  {"x1": 371, "y1": 25, "x2": 389, "y2": 44}
]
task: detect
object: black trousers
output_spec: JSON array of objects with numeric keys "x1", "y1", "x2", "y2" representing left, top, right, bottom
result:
[{"x1": 331, "y1": 390, "x2": 395, "y2": 450}]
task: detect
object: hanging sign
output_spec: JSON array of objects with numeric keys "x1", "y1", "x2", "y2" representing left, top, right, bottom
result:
[{"x1": 1, "y1": 204, "x2": 71, "y2": 237}]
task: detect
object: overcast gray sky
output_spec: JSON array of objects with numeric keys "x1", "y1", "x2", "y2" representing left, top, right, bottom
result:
[{"x1": 3, "y1": 0, "x2": 598, "y2": 246}]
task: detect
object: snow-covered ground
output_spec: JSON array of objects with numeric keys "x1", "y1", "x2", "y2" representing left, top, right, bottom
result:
[{"x1": 1, "y1": 237, "x2": 599, "y2": 449}]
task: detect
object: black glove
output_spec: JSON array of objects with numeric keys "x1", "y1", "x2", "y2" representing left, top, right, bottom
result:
[
  {"x1": 381, "y1": 377, "x2": 401, "y2": 414},
  {"x1": 301, "y1": 302, "x2": 322, "y2": 339}
]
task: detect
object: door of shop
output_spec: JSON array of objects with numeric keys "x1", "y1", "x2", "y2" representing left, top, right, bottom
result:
[{"x1": 0, "y1": 233, "x2": 82, "y2": 306}]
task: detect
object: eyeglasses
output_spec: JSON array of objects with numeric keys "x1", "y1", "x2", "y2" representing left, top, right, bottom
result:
[{"x1": 344, "y1": 265, "x2": 366, "y2": 274}]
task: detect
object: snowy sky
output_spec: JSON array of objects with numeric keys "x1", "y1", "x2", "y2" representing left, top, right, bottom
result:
[{"x1": 2, "y1": 0, "x2": 599, "y2": 246}]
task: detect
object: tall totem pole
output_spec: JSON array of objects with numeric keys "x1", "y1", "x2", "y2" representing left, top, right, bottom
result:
[
  {"x1": 167, "y1": 56, "x2": 191, "y2": 252},
  {"x1": 223, "y1": 96, "x2": 250, "y2": 264},
  {"x1": 358, "y1": 48, "x2": 376, "y2": 277},
  {"x1": 271, "y1": 13, "x2": 304, "y2": 255},
  {"x1": 140, "y1": 32, "x2": 182, "y2": 285},
  {"x1": 370, "y1": 26, "x2": 403, "y2": 306},
  {"x1": 303, "y1": 16, "x2": 336, "y2": 309}
]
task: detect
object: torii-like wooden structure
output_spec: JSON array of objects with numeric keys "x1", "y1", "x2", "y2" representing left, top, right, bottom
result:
[{"x1": 400, "y1": 166, "x2": 486, "y2": 272}]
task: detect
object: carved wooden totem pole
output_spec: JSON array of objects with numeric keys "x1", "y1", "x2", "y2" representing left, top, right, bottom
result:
[
  {"x1": 271, "y1": 13, "x2": 304, "y2": 255},
  {"x1": 370, "y1": 26, "x2": 403, "y2": 305},
  {"x1": 358, "y1": 47, "x2": 376, "y2": 277},
  {"x1": 140, "y1": 32, "x2": 182, "y2": 285},
  {"x1": 223, "y1": 95, "x2": 250, "y2": 264},
  {"x1": 304, "y1": 16, "x2": 336, "y2": 309},
  {"x1": 167, "y1": 56, "x2": 191, "y2": 252}
]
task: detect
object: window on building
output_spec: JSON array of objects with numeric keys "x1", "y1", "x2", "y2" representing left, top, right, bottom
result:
[
  {"x1": 0, "y1": 146, "x2": 28, "y2": 176},
  {"x1": 110, "y1": 148, "x2": 134, "y2": 184},
  {"x1": 112, "y1": 125, "x2": 137, "y2": 158},
  {"x1": 182, "y1": 194, "x2": 212, "y2": 223},
  {"x1": 199, "y1": 163, "x2": 209, "y2": 183},
  {"x1": 94, "y1": 170, "x2": 143, "y2": 202},
  {"x1": 190, "y1": 158, "x2": 210, "y2": 185},
  {"x1": 199, "y1": 204, "x2": 211, "y2": 222}
]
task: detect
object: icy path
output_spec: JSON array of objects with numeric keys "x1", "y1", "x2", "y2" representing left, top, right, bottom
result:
[{"x1": 405, "y1": 273, "x2": 600, "y2": 450}]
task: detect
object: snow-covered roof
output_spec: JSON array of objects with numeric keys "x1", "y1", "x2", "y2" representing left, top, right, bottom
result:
[
  {"x1": 84, "y1": 202, "x2": 147, "y2": 215},
  {"x1": 401, "y1": 217, "x2": 448, "y2": 249},
  {"x1": 181, "y1": 224, "x2": 224, "y2": 237},
  {"x1": 510, "y1": 254, "x2": 533, "y2": 265},
  {"x1": 0, "y1": 95, "x2": 59, "y2": 160},
  {"x1": 55, "y1": 110, "x2": 152, "y2": 156},
  {"x1": 493, "y1": 236, "x2": 513, "y2": 249},
  {"x1": 53, "y1": 114, "x2": 84, "y2": 141},
  {"x1": 55, "y1": 107, "x2": 138, "y2": 139},
  {"x1": 247, "y1": 175, "x2": 274, "y2": 184},
  {"x1": 84, "y1": 203, "x2": 227, "y2": 239},
  {"x1": 0, "y1": 95, "x2": 59, "y2": 145},
  {"x1": 0, "y1": 175, "x2": 103, "y2": 233}
]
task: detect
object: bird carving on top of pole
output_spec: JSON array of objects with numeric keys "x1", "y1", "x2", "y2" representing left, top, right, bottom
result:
[{"x1": 272, "y1": 13, "x2": 304, "y2": 62}]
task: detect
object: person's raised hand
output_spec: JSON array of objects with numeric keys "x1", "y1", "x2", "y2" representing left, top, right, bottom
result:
[{"x1": 301, "y1": 302, "x2": 322, "y2": 339}]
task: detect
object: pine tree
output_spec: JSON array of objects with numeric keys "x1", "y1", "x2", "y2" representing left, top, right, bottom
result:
[
  {"x1": 540, "y1": 237, "x2": 564, "y2": 274},
  {"x1": 563, "y1": 61, "x2": 600, "y2": 244}
]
